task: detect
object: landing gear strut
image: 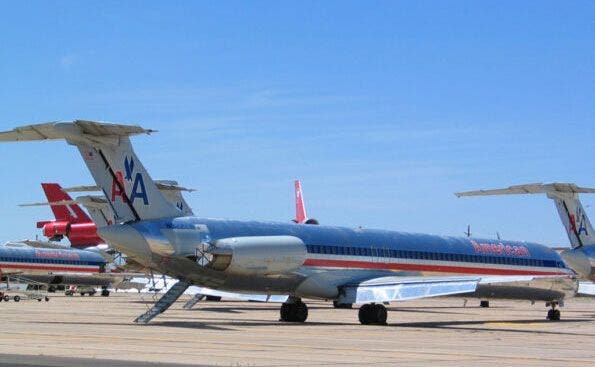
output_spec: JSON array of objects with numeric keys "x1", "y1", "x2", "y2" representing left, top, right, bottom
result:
[
  {"x1": 333, "y1": 300, "x2": 353, "y2": 309},
  {"x1": 358, "y1": 303, "x2": 387, "y2": 325},
  {"x1": 546, "y1": 302, "x2": 561, "y2": 321},
  {"x1": 280, "y1": 299, "x2": 308, "y2": 322}
]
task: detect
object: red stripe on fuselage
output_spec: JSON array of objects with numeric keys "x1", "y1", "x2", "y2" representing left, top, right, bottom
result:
[
  {"x1": 303, "y1": 258, "x2": 568, "y2": 276},
  {"x1": 0, "y1": 263, "x2": 99, "y2": 273}
]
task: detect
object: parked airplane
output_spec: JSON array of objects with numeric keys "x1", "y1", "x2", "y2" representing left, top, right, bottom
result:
[
  {"x1": 0, "y1": 121, "x2": 582, "y2": 325},
  {"x1": 0, "y1": 241, "x2": 109, "y2": 299}
]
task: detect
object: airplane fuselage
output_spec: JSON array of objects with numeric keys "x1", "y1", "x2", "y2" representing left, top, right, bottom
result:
[
  {"x1": 99, "y1": 217, "x2": 577, "y2": 301},
  {"x1": 0, "y1": 245, "x2": 106, "y2": 275}
]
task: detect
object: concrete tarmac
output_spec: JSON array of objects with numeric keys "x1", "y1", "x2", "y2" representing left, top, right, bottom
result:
[{"x1": 0, "y1": 293, "x2": 593, "y2": 366}]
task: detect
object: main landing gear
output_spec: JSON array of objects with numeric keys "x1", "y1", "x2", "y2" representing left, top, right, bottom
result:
[
  {"x1": 546, "y1": 301, "x2": 561, "y2": 321},
  {"x1": 358, "y1": 303, "x2": 387, "y2": 325},
  {"x1": 280, "y1": 298, "x2": 308, "y2": 322}
]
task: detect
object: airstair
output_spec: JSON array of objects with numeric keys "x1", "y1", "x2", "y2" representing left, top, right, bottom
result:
[{"x1": 134, "y1": 280, "x2": 189, "y2": 324}]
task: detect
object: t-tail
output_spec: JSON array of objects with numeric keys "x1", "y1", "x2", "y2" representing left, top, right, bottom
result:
[
  {"x1": 456, "y1": 182, "x2": 595, "y2": 280},
  {"x1": 41, "y1": 183, "x2": 92, "y2": 224},
  {"x1": 1, "y1": 120, "x2": 184, "y2": 223}
]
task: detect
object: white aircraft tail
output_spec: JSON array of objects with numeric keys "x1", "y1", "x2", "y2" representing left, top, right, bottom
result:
[
  {"x1": 456, "y1": 183, "x2": 595, "y2": 249},
  {"x1": 0, "y1": 120, "x2": 183, "y2": 222}
]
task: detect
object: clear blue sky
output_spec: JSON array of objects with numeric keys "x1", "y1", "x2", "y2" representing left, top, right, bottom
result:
[{"x1": 0, "y1": 1, "x2": 594, "y2": 246}]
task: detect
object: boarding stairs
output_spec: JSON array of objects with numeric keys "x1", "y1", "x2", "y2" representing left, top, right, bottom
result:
[
  {"x1": 183, "y1": 293, "x2": 206, "y2": 310},
  {"x1": 134, "y1": 280, "x2": 190, "y2": 324}
]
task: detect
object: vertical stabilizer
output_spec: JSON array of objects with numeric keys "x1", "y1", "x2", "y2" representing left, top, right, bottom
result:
[
  {"x1": 0, "y1": 121, "x2": 184, "y2": 222},
  {"x1": 548, "y1": 191, "x2": 595, "y2": 248},
  {"x1": 294, "y1": 180, "x2": 308, "y2": 224},
  {"x1": 41, "y1": 183, "x2": 91, "y2": 224}
]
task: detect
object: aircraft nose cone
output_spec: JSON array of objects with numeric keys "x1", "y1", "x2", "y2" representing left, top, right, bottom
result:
[{"x1": 97, "y1": 224, "x2": 152, "y2": 264}]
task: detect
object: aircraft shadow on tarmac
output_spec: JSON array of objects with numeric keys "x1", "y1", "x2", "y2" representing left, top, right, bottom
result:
[
  {"x1": 391, "y1": 318, "x2": 595, "y2": 336},
  {"x1": 22, "y1": 315, "x2": 595, "y2": 335}
]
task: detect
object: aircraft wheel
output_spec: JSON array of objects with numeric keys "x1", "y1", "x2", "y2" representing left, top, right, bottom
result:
[
  {"x1": 547, "y1": 309, "x2": 561, "y2": 321},
  {"x1": 280, "y1": 301, "x2": 308, "y2": 322},
  {"x1": 13, "y1": 296, "x2": 20, "y2": 302},
  {"x1": 3, "y1": 295, "x2": 9, "y2": 302},
  {"x1": 479, "y1": 300, "x2": 490, "y2": 308},
  {"x1": 37, "y1": 298, "x2": 42, "y2": 302},
  {"x1": 45, "y1": 297, "x2": 50, "y2": 302},
  {"x1": 101, "y1": 289, "x2": 110, "y2": 297},
  {"x1": 294, "y1": 302, "x2": 308, "y2": 322},
  {"x1": 333, "y1": 301, "x2": 353, "y2": 309},
  {"x1": 359, "y1": 304, "x2": 387, "y2": 325}
]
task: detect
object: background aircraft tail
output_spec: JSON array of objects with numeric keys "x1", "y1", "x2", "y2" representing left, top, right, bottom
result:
[
  {"x1": 293, "y1": 180, "x2": 318, "y2": 225},
  {"x1": 41, "y1": 183, "x2": 91, "y2": 224},
  {"x1": 0, "y1": 121, "x2": 184, "y2": 222},
  {"x1": 456, "y1": 183, "x2": 595, "y2": 249},
  {"x1": 294, "y1": 180, "x2": 307, "y2": 224}
]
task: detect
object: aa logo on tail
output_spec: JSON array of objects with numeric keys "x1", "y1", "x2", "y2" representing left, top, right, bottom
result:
[
  {"x1": 111, "y1": 156, "x2": 149, "y2": 205},
  {"x1": 568, "y1": 208, "x2": 588, "y2": 236}
]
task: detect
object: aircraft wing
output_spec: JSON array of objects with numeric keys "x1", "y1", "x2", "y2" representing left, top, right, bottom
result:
[
  {"x1": 578, "y1": 281, "x2": 595, "y2": 296},
  {"x1": 335, "y1": 275, "x2": 574, "y2": 304},
  {"x1": 336, "y1": 276, "x2": 479, "y2": 304},
  {"x1": 20, "y1": 239, "x2": 71, "y2": 250}
]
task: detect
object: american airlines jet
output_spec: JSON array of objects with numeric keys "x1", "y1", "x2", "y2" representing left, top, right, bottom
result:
[{"x1": 0, "y1": 121, "x2": 588, "y2": 325}]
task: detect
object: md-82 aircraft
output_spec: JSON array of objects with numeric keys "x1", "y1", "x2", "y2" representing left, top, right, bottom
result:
[{"x1": 0, "y1": 121, "x2": 586, "y2": 325}]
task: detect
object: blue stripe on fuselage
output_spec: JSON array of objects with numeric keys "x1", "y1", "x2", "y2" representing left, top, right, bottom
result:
[{"x1": 162, "y1": 217, "x2": 569, "y2": 270}]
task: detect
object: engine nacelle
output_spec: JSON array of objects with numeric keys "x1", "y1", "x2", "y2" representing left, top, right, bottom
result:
[
  {"x1": 209, "y1": 235, "x2": 307, "y2": 276},
  {"x1": 42, "y1": 221, "x2": 70, "y2": 240},
  {"x1": 42, "y1": 221, "x2": 100, "y2": 246},
  {"x1": 67, "y1": 222, "x2": 101, "y2": 246}
]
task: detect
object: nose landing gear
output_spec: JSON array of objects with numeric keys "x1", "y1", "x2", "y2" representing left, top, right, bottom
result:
[{"x1": 546, "y1": 302, "x2": 561, "y2": 321}]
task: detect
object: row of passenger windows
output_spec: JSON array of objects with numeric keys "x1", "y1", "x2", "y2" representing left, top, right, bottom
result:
[
  {"x1": 0, "y1": 257, "x2": 95, "y2": 265},
  {"x1": 305, "y1": 245, "x2": 564, "y2": 268}
]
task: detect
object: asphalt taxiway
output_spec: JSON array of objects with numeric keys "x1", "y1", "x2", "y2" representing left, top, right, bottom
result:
[{"x1": 0, "y1": 294, "x2": 593, "y2": 366}]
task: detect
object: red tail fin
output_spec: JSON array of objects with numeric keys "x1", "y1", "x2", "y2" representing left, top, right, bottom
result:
[
  {"x1": 294, "y1": 180, "x2": 308, "y2": 224},
  {"x1": 41, "y1": 183, "x2": 92, "y2": 224}
]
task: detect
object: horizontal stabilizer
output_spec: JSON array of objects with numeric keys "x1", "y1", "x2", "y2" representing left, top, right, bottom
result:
[
  {"x1": 0, "y1": 120, "x2": 154, "y2": 143},
  {"x1": 20, "y1": 196, "x2": 108, "y2": 208},
  {"x1": 455, "y1": 182, "x2": 595, "y2": 197},
  {"x1": 20, "y1": 200, "x2": 75, "y2": 207},
  {"x1": 63, "y1": 181, "x2": 196, "y2": 193},
  {"x1": 62, "y1": 185, "x2": 102, "y2": 193}
]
